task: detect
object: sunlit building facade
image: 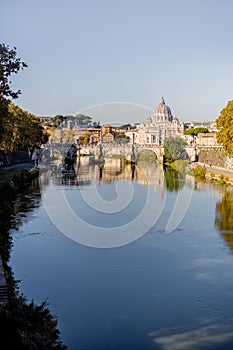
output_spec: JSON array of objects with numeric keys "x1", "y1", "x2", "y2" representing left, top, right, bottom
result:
[{"x1": 127, "y1": 97, "x2": 184, "y2": 145}]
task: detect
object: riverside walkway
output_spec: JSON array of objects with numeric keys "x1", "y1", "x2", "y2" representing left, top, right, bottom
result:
[{"x1": 196, "y1": 162, "x2": 233, "y2": 182}]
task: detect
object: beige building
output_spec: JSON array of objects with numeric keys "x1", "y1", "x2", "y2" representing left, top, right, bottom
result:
[
  {"x1": 126, "y1": 97, "x2": 184, "y2": 145},
  {"x1": 101, "y1": 125, "x2": 115, "y2": 142},
  {"x1": 187, "y1": 120, "x2": 217, "y2": 132},
  {"x1": 197, "y1": 132, "x2": 219, "y2": 146}
]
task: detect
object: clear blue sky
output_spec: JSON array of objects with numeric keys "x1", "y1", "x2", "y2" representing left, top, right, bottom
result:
[{"x1": 1, "y1": 0, "x2": 233, "y2": 124}]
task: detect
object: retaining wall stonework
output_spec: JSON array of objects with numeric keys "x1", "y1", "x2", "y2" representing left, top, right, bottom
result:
[
  {"x1": 197, "y1": 147, "x2": 228, "y2": 168},
  {"x1": 0, "y1": 151, "x2": 30, "y2": 167}
]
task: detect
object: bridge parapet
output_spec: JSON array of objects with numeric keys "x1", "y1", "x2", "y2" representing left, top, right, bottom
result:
[
  {"x1": 47, "y1": 143, "x2": 197, "y2": 164},
  {"x1": 81, "y1": 143, "x2": 166, "y2": 163}
]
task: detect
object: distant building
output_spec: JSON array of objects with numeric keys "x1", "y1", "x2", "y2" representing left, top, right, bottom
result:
[
  {"x1": 101, "y1": 125, "x2": 115, "y2": 142},
  {"x1": 39, "y1": 116, "x2": 53, "y2": 124},
  {"x1": 185, "y1": 120, "x2": 217, "y2": 132},
  {"x1": 197, "y1": 132, "x2": 219, "y2": 147},
  {"x1": 126, "y1": 97, "x2": 184, "y2": 145}
]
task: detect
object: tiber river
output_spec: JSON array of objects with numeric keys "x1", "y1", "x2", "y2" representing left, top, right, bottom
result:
[{"x1": 9, "y1": 157, "x2": 233, "y2": 350}]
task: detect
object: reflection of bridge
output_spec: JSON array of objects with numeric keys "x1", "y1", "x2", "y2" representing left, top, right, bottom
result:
[{"x1": 47, "y1": 142, "x2": 197, "y2": 163}]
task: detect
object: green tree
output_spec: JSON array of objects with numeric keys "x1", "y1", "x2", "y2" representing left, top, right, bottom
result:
[
  {"x1": 0, "y1": 44, "x2": 27, "y2": 143},
  {"x1": 53, "y1": 115, "x2": 65, "y2": 127},
  {"x1": 0, "y1": 297, "x2": 67, "y2": 350},
  {"x1": 0, "y1": 102, "x2": 48, "y2": 151},
  {"x1": 78, "y1": 132, "x2": 90, "y2": 144},
  {"x1": 216, "y1": 100, "x2": 233, "y2": 156},
  {"x1": 119, "y1": 123, "x2": 132, "y2": 130},
  {"x1": 184, "y1": 127, "x2": 209, "y2": 135},
  {"x1": 164, "y1": 137, "x2": 187, "y2": 163},
  {"x1": 0, "y1": 43, "x2": 27, "y2": 99},
  {"x1": 115, "y1": 134, "x2": 130, "y2": 143},
  {"x1": 74, "y1": 114, "x2": 92, "y2": 126}
]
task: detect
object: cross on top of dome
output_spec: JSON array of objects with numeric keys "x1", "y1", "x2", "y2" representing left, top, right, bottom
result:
[{"x1": 160, "y1": 96, "x2": 165, "y2": 104}]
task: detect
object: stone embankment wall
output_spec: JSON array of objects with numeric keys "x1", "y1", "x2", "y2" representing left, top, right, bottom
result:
[
  {"x1": 197, "y1": 147, "x2": 229, "y2": 168},
  {"x1": 0, "y1": 151, "x2": 30, "y2": 167}
]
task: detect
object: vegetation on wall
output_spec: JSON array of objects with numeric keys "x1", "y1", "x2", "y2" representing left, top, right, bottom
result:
[{"x1": 192, "y1": 165, "x2": 207, "y2": 179}]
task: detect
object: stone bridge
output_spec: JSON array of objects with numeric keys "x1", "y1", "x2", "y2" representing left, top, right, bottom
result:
[
  {"x1": 79, "y1": 143, "x2": 197, "y2": 163},
  {"x1": 46, "y1": 142, "x2": 197, "y2": 163}
]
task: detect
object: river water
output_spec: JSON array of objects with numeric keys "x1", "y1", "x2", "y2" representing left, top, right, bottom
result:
[{"x1": 9, "y1": 158, "x2": 233, "y2": 350}]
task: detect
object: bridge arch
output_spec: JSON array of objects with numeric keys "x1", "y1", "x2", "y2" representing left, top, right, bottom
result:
[
  {"x1": 134, "y1": 145, "x2": 164, "y2": 163},
  {"x1": 60, "y1": 143, "x2": 166, "y2": 164}
]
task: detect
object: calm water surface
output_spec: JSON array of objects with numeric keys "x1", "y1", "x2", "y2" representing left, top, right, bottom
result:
[{"x1": 9, "y1": 158, "x2": 233, "y2": 350}]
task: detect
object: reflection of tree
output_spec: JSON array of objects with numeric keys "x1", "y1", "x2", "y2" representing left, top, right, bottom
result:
[
  {"x1": 164, "y1": 166, "x2": 185, "y2": 192},
  {"x1": 215, "y1": 190, "x2": 233, "y2": 251},
  {"x1": 12, "y1": 178, "x2": 41, "y2": 229}
]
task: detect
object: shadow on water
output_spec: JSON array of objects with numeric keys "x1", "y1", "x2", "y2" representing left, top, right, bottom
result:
[{"x1": 12, "y1": 177, "x2": 42, "y2": 229}]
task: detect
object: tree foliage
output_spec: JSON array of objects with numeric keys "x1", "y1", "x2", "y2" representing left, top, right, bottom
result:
[
  {"x1": 164, "y1": 137, "x2": 187, "y2": 163},
  {"x1": 52, "y1": 114, "x2": 93, "y2": 128},
  {"x1": 75, "y1": 114, "x2": 92, "y2": 124},
  {"x1": 0, "y1": 43, "x2": 27, "y2": 99},
  {"x1": 216, "y1": 100, "x2": 233, "y2": 156},
  {"x1": 184, "y1": 127, "x2": 209, "y2": 135},
  {"x1": 0, "y1": 44, "x2": 47, "y2": 150},
  {"x1": 53, "y1": 115, "x2": 65, "y2": 127},
  {"x1": 78, "y1": 132, "x2": 90, "y2": 144},
  {"x1": 119, "y1": 123, "x2": 132, "y2": 130},
  {"x1": 0, "y1": 102, "x2": 48, "y2": 151},
  {"x1": 115, "y1": 134, "x2": 130, "y2": 143},
  {"x1": 0, "y1": 297, "x2": 67, "y2": 350}
]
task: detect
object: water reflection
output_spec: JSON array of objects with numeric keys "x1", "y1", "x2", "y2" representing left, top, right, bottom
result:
[
  {"x1": 149, "y1": 319, "x2": 233, "y2": 350},
  {"x1": 10, "y1": 157, "x2": 233, "y2": 350},
  {"x1": 12, "y1": 178, "x2": 41, "y2": 229},
  {"x1": 40, "y1": 156, "x2": 233, "y2": 245},
  {"x1": 164, "y1": 166, "x2": 185, "y2": 191},
  {"x1": 42, "y1": 157, "x2": 171, "y2": 193},
  {"x1": 215, "y1": 188, "x2": 233, "y2": 251}
]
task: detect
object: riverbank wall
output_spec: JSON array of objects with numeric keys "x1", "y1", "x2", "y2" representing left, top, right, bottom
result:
[
  {"x1": 189, "y1": 162, "x2": 233, "y2": 185},
  {"x1": 197, "y1": 146, "x2": 233, "y2": 169},
  {"x1": 0, "y1": 151, "x2": 30, "y2": 167}
]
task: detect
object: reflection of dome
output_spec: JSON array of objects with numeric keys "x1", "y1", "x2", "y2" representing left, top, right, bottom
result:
[{"x1": 154, "y1": 97, "x2": 173, "y2": 122}]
